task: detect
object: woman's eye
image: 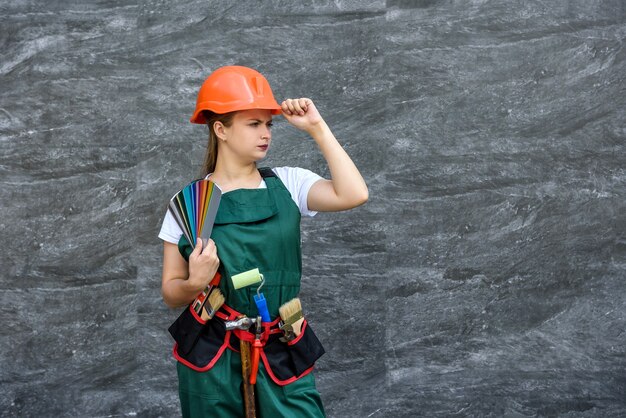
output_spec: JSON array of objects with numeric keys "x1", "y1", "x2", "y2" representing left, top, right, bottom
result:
[{"x1": 249, "y1": 121, "x2": 272, "y2": 128}]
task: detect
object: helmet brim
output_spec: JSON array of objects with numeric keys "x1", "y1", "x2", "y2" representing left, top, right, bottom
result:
[{"x1": 190, "y1": 102, "x2": 282, "y2": 124}]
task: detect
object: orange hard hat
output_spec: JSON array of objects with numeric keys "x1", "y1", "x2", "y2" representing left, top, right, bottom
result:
[{"x1": 190, "y1": 65, "x2": 282, "y2": 124}]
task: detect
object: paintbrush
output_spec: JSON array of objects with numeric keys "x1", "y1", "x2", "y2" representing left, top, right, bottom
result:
[
  {"x1": 200, "y1": 288, "x2": 225, "y2": 321},
  {"x1": 278, "y1": 298, "x2": 305, "y2": 342},
  {"x1": 191, "y1": 272, "x2": 222, "y2": 315},
  {"x1": 180, "y1": 288, "x2": 225, "y2": 356}
]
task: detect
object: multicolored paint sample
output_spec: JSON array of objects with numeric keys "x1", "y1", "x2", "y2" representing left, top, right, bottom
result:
[{"x1": 168, "y1": 179, "x2": 222, "y2": 248}]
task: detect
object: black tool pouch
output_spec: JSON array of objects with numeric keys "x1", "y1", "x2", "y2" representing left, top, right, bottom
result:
[
  {"x1": 263, "y1": 320, "x2": 325, "y2": 383},
  {"x1": 170, "y1": 236, "x2": 227, "y2": 363},
  {"x1": 168, "y1": 306, "x2": 205, "y2": 355},
  {"x1": 169, "y1": 307, "x2": 228, "y2": 371}
]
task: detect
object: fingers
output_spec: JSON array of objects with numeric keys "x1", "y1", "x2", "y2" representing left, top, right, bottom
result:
[
  {"x1": 281, "y1": 98, "x2": 311, "y2": 116},
  {"x1": 187, "y1": 239, "x2": 219, "y2": 292},
  {"x1": 191, "y1": 238, "x2": 203, "y2": 255},
  {"x1": 201, "y1": 238, "x2": 215, "y2": 253},
  {"x1": 201, "y1": 239, "x2": 218, "y2": 260},
  {"x1": 190, "y1": 239, "x2": 219, "y2": 264}
]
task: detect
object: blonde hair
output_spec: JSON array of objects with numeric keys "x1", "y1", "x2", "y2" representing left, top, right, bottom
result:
[{"x1": 200, "y1": 110, "x2": 236, "y2": 176}]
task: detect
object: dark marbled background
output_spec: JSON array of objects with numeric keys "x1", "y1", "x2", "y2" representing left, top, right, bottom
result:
[{"x1": 1, "y1": 0, "x2": 625, "y2": 417}]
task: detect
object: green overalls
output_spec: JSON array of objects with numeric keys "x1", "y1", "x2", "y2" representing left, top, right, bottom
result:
[{"x1": 171, "y1": 168, "x2": 326, "y2": 418}]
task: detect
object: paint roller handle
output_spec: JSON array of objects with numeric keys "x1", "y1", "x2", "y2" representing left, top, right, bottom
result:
[{"x1": 254, "y1": 293, "x2": 271, "y2": 323}]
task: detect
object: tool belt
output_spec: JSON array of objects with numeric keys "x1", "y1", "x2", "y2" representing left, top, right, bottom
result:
[{"x1": 169, "y1": 303, "x2": 325, "y2": 386}]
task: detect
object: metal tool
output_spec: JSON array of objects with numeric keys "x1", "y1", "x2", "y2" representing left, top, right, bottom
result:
[
  {"x1": 250, "y1": 316, "x2": 263, "y2": 385},
  {"x1": 225, "y1": 316, "x2": 257, "y2": 331}
]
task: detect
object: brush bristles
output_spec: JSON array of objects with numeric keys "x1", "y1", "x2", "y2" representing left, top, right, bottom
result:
[
  {"x1": 279, "y1": 298, "x2": 304, "y2": 340},
  {"x1": 279, "y1": 298, "x2": 302, "y2": 321},
  {"x1": 201, "y1": 288, "x2": 225, "y2": 320}
]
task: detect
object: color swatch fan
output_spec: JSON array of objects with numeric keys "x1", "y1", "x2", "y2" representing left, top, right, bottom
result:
[{"x1": 168, "y1": 179, "x2": 222, "y2": 248}]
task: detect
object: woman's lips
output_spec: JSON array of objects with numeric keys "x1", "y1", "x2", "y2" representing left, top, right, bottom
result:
[{"x1": 257, "y1": 145, "x2": 268, "y2": 151}]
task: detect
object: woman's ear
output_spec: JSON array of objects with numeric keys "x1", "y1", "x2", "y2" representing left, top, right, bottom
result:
[{"x1": 213, "y1": 121, "x2": 227, "y2": 141}]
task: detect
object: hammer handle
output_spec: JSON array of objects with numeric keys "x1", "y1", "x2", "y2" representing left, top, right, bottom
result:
[{"x1": 240, "y1": 339, "x2": 256, "y2": 418}]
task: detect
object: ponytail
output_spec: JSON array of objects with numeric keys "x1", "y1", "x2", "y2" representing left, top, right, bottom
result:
[{"x1": 200, "y1": 110, "x2": 235, "y2": 177}]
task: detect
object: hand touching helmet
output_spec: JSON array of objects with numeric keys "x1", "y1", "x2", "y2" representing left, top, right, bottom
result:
[{"x1": 281, "y1": 98, "x2": 323, "y2": 134}]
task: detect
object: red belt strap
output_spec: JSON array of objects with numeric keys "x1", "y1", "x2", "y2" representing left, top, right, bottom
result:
[{"x1": 218, "y1": 303, "x2": 284, "y2": 384}]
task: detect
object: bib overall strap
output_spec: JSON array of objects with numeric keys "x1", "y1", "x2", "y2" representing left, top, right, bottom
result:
[{"x1": 258, "y1": 167, "x2": 276, "y2": 178}]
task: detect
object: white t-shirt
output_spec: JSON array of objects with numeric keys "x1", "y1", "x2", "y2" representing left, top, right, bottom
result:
[{"x1": 158, "y1": 166, "x2": 323, "y2": 244}]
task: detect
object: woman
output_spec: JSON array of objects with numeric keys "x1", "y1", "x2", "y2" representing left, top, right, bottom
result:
[{"x1": 159, "y1": 65, "x2": 368, "y2": 417}]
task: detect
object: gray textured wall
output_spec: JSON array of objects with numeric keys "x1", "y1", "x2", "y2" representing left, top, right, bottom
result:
[{"x1": 1, "y1": 1, "x2": 625, "y2": 417}]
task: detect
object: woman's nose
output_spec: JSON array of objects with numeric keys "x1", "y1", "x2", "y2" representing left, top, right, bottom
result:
[{"x1": 262, "y1": 127, "x2": 271, "y2": 139}]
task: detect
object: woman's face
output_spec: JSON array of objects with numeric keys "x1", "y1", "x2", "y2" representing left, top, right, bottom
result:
[{"x1": 219, "y1": 109, "x2": 274, "y2": 162}]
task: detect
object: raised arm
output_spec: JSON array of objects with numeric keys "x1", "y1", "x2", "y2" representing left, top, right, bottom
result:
[{"x1": 281, "y1": 98, "x2": 368, "y2": 212}]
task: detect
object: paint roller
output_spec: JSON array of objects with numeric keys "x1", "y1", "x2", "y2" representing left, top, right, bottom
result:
[
  {"x1": 231, "y1": 268, "x2": 271, "y2": 387},
  {"x1": 231, "y1": 268, "x2": 271, "y2": 323}
]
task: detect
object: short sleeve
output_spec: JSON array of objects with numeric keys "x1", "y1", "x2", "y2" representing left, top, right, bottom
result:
[
  {"x1": 158, "y1": 167, "x2": 323, "y2": 242},
  {"x1": 158, "y1": 210, "x2": 183, "y2": 244},
  {"x1": 272, "y1": 166, "x2": 323, "y2": 217}
]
